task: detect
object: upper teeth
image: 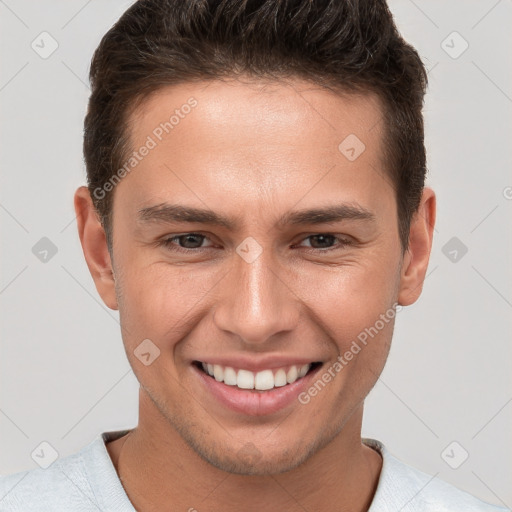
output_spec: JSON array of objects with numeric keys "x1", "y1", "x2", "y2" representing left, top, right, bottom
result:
[{"x1": 201, "y1": 362, "x2": 311, "y2": 390}]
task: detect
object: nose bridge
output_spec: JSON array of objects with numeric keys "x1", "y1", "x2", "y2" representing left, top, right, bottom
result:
[{"x1": 213, "y1": 246, "x2": 299, "y2": 344}]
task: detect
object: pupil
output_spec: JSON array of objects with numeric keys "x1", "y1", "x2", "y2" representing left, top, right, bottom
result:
[
  {"x1": 311, "y1": 234, "x2": 334, "y2": 248},
  {"x1": 180, "y1": 234, "x2": 203, "y2": 248}
]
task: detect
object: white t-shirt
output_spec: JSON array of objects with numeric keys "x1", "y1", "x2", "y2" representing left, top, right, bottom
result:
[{"x1": 0, "y1": 429, "x2": 508, "y2": 511}]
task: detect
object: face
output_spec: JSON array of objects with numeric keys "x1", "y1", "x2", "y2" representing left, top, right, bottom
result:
[{"x1": 77, "y1": 78, "x2": 433, "y2": 475}]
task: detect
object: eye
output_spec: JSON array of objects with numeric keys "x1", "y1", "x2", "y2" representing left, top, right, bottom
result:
[
  {"x1": 296, "y1": 234, "x2": 352, "y2": 251},
  {"x1": 160, "y1": 233, "x2": 213, "y2": 251},
  {"x1": 158, "y1": 232, "x2": 352, "y2": 254}
]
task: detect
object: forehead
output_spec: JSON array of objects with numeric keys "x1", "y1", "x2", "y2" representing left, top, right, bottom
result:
[
  {"x1": 129, "y1": 78, "x2": 384, "y2": 149},
  {"x1": 116, "y1": 78, "x2": 392, "y2": 220}
]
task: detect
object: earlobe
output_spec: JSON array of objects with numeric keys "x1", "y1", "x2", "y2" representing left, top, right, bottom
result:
[
  {"x1": 398, "y1": 187, "x2": 436, "y2": 307},
  {"x1": 74, "y1": 186, "x2": 118, "y2": 310}
]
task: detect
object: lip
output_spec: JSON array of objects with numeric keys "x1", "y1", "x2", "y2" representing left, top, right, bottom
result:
[{"x1": 192, "y1": 361, "x2": 323, "y2": 416}]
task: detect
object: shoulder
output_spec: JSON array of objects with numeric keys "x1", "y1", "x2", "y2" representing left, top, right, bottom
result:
[
  {"x1": 0, "y1": 430, "x2": 133, "y2": 512},
  {"x1": 0, "y1": 438, "x2": 99, "y2": 512},
  {"x1": 364, "y1": 438, "x2": 510, "y2": 512}
]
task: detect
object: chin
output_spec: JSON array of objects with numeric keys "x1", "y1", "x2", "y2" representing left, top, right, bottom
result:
[
  {"x1": 199, "y1": 445, "x2": 311, "y2": 476},
  {"x1": 180, "y1": 426, "x2": 333, "y2": 476}
]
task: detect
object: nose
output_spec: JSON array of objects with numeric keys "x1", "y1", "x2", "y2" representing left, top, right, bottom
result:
[{"x1": 212, "y1": 249, "x2": 300, "y2": 345}]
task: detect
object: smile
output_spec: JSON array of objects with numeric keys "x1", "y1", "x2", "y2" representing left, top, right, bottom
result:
[{"x1": 194, "y1": 361, "x2": 322, "y2": 391}]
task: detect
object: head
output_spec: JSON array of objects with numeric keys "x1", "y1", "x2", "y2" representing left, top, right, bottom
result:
[{"x1": 75, "y1": 0, "x2": 435, "y2": 475}]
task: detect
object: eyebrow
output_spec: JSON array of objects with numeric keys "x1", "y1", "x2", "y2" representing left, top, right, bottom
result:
[
  {"x1": 279, "y1": 204, "x2": 375, "y2": 227},
  {"x1": 137, "y1": 202, "x2": 376, "y2": 230}
]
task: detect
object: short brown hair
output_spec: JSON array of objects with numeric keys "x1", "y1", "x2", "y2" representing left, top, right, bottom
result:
[{"x1": 84, "y1": 0, "x2": 428, "y2": 252}]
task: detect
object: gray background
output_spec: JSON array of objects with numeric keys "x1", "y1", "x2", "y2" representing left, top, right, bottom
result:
[{"x1": 1, "y1": 0, "x2": 511, "y2": 507}]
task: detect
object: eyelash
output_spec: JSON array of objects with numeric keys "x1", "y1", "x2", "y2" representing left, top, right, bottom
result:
[{"x1": 158, "y1": 233, "x2": 352, "y2": 254}]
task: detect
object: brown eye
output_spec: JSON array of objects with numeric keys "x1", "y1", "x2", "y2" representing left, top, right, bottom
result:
[
  {"x1": 161, "y1": 233, "x2": 209, "y2": 250},
  {"x1": 296, "y1": 234, "x2": 352, "y2": 252},
  {"x1": 307, "y1": 234, "x2": 337, "y2": 249},
  {"x1": 175, "y1": 234, "x2": 205, "y2": 248}
]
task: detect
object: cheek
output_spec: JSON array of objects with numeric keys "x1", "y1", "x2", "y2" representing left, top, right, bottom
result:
[
  {"x1": 116, "y1": 259, "x2": 225, "y2": 346},
  {"x1": 294, "y1": 253, "x2": 400, "y2": 346}
]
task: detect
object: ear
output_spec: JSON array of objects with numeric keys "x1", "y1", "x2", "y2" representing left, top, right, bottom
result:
[
  {"x1": 398, "y1": 187, "x2": 436, "y2": 306},
  {"x1": 74, "y1": 186, "x2": 118, "y2": 310}
]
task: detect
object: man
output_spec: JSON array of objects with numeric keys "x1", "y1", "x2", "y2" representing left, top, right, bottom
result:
[{"x1": 0, "y1": 0, "x2": 507, "y2": 510}]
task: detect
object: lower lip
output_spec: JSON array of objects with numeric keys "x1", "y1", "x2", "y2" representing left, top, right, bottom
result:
[{"x1": 193, "y1": 363, "x2": 323, "y2": 416}]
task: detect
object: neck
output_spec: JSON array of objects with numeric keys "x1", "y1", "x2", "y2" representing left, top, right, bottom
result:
[{"x1": 108, "y1": 390, "x2": 382, "y2": 512}]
